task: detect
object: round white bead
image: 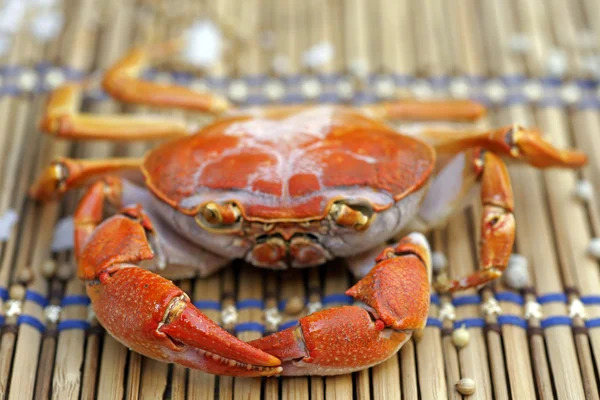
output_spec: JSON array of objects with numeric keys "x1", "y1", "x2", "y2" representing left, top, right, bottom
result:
[
  {"x1": 573, "y1": 179, "x2": 594, "y2": 203},
  {"x1": 587, "y1": 237, "x2": 600, "y2": 259},
  {"x1": 432, "y1": 251, "x2": 448, "y2": 272},
  {"x1": 503, "y1": 253, "x2": 530, "y2": 289},
  {"x1": 452, "y1": 325, "x2": 470, "y2": 349}
]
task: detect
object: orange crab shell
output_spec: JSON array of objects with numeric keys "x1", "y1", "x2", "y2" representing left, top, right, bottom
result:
[{"x1": 142, "y1": 106, "x2": 435, "y2": 221}]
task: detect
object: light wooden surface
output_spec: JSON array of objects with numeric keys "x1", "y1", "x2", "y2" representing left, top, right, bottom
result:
[{"x1": 0, "y1": 0, "x2": 599, "y2": 399}]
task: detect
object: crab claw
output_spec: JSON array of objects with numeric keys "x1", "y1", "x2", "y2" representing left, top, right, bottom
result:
[
  {"x1": 87, "y1": 267, "x2": 281, "y2": 376},
  {"x1": 81, "y1": 213, "x2": 281, "y2": 377},
  {"x1": 492, "y1": 125, "x2": 588, "y2": 168},
  {"x1": 250, "y1": 233, "x2": 431, "y2": 376}
]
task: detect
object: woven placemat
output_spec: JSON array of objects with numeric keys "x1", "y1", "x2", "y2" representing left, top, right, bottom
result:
[{"x1": 0, "y1": 0, "x2": 599, "y2": 399}]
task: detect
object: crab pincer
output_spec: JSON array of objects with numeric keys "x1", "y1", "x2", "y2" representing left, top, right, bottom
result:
[
  {"x1": 80, "y1": 208, "x2": 281, "y2": 377},
  {"x1": 249, "y1": 233, "x2": 431, "y2": 376}
]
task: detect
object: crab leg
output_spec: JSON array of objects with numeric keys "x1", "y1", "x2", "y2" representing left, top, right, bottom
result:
[
  {"x1": 363, "y1": 99, "x2": 486, "y2": 121},
  {"x1": 39, "y1": 83, "x2": 192, "y2": 140},
  {"x1": 250, "y1": 233, "x2": 431, "y2": 376},
  {"x1": 417, "y1": 124, "x2": 587, "y2": 168},
  {"x1": 102, "y1": 41, "x2": 230, "y2": 113},
  {"x1": 74, "y1": 180, "x2": 281, "y2": 376},
  {"x1": 437, "y1": 151, "x2": 515, "y2": 292},
  {"x1": 29, "y1": 157, "x2": 143, "y2": 201}
]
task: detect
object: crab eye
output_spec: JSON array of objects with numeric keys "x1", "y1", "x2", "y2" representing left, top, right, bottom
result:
[
  {"x1": 196, "y1": 202, "x2": 241, "y2": 230},
  {"x1": 329, "y1": 202, "x2": 373, "y2": 231}
]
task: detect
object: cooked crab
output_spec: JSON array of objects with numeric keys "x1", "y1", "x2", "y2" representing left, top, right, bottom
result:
[{"x1": 29, "y1": 42, "x2": 587, "y2": 377}]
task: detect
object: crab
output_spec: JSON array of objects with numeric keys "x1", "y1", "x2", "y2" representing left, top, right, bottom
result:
[{"x1": 29, "y1": 42, "x2": 587, "y2": 377}]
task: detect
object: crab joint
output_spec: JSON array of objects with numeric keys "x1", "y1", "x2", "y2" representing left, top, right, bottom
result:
[
  {"x1": 329, "y1": 202, "x2": 371, "y2": 230},
  {"x1": 199, "y1": 202, "x2": 241, "y2": 226},
  {"x1": 159, "y1": 293, "x2": 189, "y2": 330},
  {"x1": 29, "y1": 162, "x2": 69, "y2": 200}
]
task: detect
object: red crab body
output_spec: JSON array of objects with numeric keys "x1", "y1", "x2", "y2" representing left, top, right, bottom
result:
[{"x1": 144, "y1": 106, "x2": 433, "y2": 221}]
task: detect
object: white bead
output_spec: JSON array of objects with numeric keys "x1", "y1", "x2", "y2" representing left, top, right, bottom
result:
[
  {"x1": 439, "y1": 302, "x2": 456, "y2": 321},
  {"x1": 45, "y1": 68, "x2": 65, "y2": 88},
  {"x1": 264, "y1": 307, "x2": 281, "y2": 330},
  {"x1": 30, "y1": 10, "x2": 64, "y2": 42},
  {"x1": 307, "y1": 301, "x2": 322, "y2": 314},
  {"x1": 264, "y1": 79, "x2": 285, "y2": 101},
  {"x1": 182, "y1": 20, "x2": 223, "y2": 68},
  {"x1": 524, "y1": 301, "x2": 543, "y2": 319},
  {"x1": 301, "y1": 78, "x2": 321, "y2": 99},
  {"x1": 0, "y1": 209, "x2": 19, "y2": 242},
  {"x1": 452, "y1": 325, "x2": 470, "y2": 349},
  {"x1": 503, "y1": 254, "x2": 530, "y2": 289},
  {"x1": 18, "y1": 69, "x2": 38, "y2": 91},
  {"x1": 431, "y1": 251, "x2": 448, "y2": 272},
  {"x1": 449, "y1": 77, "x2": 470, "y2": 99},
  {"x1": 336, "y1": 79, "x2": 354, "y2": 100},
  {"x1": 573, "y1": 180, "x2": 594, "y2": 203},
  {"x1": 5, "y1": 299, "x2": 22, "y2": 317},
  {"x1": 227, "y1": 80, "x2": 248, "y2": 102},
  {"x1": 51, "y1": 215, "x2": 74, "y2": 252},
  {"x1": 374, "y1": 77, "x2": 395, "y2": 98},
  {"x1": 302, "y1": 42, "x2": 334, "y2": 69},
  {"x1": 0, "y1": 0, "x2": 26, "y2": 34},
  {"x1": 221, "y1": 304, "x2": 238, "y2": 325},
  {"x1": 485, "y1": 79, "x2": 507, "y2": 103},
  {"x1": 546, "y1": 48, "x2": 568, "y2": 77},
  {"x1": 569, "y1": 298, "x2": 586, "y2": 319},
  {"x1": 456, "y1": 378, "x2": 476, "y2": 395},
  {"x1": 560, "y1": 83, "x2": 582, "y2": 104},
  {"x1": 481, "y1": 298, "x2": 502, "y2": 316},
  {"x1": 87, "y1": 305, "x2": 96, "y2": 322},
  {"x1": 44, "y1": 305, "x2": 61, "y2": 323},
  {"x1": 587, "y1": 237, "x2": 600, "y2": 259},
  {"x1": 412, "y1": 79, "x2": 433, "y2": 99},
  {"x1": 523, "y1": 80, "x2": 544, "y2": 101}
]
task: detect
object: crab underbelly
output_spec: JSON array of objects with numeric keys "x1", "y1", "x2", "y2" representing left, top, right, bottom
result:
[
  {"x1": 411, "y1": 152, "x2": 479, "y2": 231},
  {"x1": 150, "y1": 185, "x2": 428, "y2": 270}
]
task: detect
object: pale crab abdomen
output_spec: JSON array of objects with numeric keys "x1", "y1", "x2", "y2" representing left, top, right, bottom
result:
[{"x1": 142, "y1": 105, "x2": 435, "y2": 269}]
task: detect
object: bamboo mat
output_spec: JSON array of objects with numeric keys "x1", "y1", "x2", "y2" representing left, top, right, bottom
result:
[{"x1": 0, "y1": 0, "x2": 600, "y2": 399}]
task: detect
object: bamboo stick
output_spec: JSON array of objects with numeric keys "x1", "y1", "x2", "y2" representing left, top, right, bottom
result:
[
  {"x1": 280, "y1": 269, "x2": 309, "y2": 399},
  {"x1": 234, "y1": 266, "x2": 264, "y2": 399},
  {"x1": 445, "y1": 213, "x2": 493, "y2": 399},
  {"x1": 188, "y1": 273, "x2": 221, "y2": 400},
  {"x1": 322, "y1": 262, "x2": 353, "y2": 400},
  {"x1": 7, "y1": 4, "x2": 88, "y2": 386},
  {"x1": 219, "y1": 266, "x2": 236, "y2": 400},
  {"x1": 171, "y1": 280, "x2": 191, "y2": 400},
  {"x1": 307, "y1": 268, "x2": 324, "y2": 400},
  {"x1": 139, "y1": 358, "x2": 169, "y2": 399},
  {"x1": 0, "y1": 18, "x2": 54, "y2": 400},
  {"x1": 263, "y1": 271, "x2": 280, "y2": 400}
]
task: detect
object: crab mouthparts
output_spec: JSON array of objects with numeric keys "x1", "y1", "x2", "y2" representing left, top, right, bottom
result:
[{"x1": 245, "y1": 233, "x2": 332, "y2": 269}]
